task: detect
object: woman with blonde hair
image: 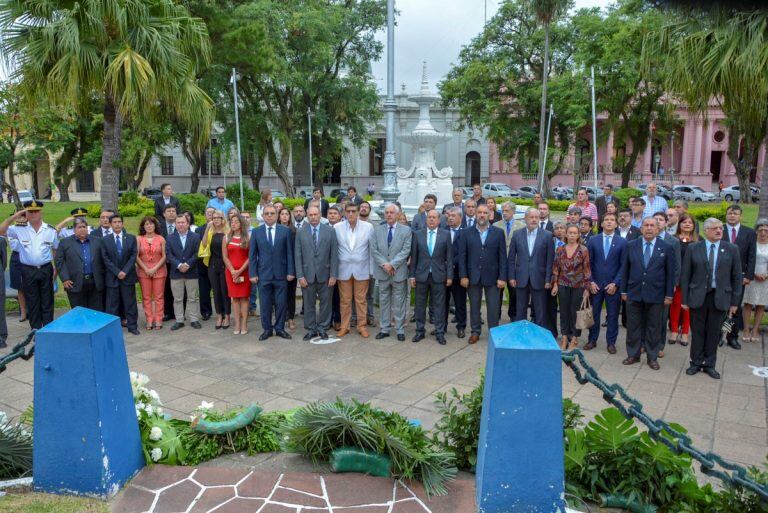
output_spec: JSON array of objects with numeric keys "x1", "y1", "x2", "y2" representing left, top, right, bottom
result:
[
  {"x1": 202, "y1": 210, "x2": 230, "y2": 329},
  {"x1": 222, "y1": 214, "x2": 251, "y2": 335}
]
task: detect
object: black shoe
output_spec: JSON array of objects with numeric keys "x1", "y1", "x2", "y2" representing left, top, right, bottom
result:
[
  {"x1": 412, "y1": 333, "x2": 425, "y2": 343},
  {"x1": 163, "y1": 315, "x2": 174, "y2": 322},
  {"x1": 397, "y1": 334, "x2": 406, "y2": 342},
  {"x1": 320, "y1": 331, "x2": 328, "y2": 340},
  {"x1": 430, "y1": 329, "x2": 436, "y2": 336},
  {"x1": 0, "y1": 340, "x2": 6, "y2": 348},
  {"x1": 727, "y1": 338, "x2": 741, "y2": 350},
  {"x1": 367, "y1": 316, "x2": 376, "y2": 326},
  {"x1": 191, "y1": 321, "x2": 202, "y2": 329},
  {"x1": 686, "y1": 365, "x2": 701, "y2": 376},
  {"x1": 457, "y1": 329, "x2": 465, "y2": 338},
  {"x1": 201, "y1": 314, "x2": 211, "y2": 321},
  {"x1": 449, "y1": 307, "x2": 455, "y2": 314},
  {"x1": 436, "y1": 336, "x2": 447, "y2": 345},
  {"x1": 451, "y1": 316, "x2": 457, "y2": 323},
  {"x1": 375, "y1": 332, "x2": 390, "y2": 340},
  {"x1": 276, "y1": 330, "x2": 292, "y2": 339},
  {"x1": 704, "y1": 367, "x2": 721, "y2": 379},
  {"x1": 303, "y1": 332, "x2": 315, "y2": 341},
  {"x1": 128, "y1": 328, "x2": 140, "y2": 336},
  {"x1": 259, "y1": 331, "x2": 273, "y2": 341},
  {"x1": 170, "y1": 322, "x2": 184, "y2": 331}
]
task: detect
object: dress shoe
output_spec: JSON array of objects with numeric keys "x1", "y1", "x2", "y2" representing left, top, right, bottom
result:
[
  {"x1": 607, "y1": 345, "x2": 617, "y2": 355},
  {"x1": 583, "y1": 341, "x2": 597, "y2": 351},
  {"x1": 276, "y1": 330, "x2": 292, "y2": 340},
  {"x1": 601, "y1": 320, "x2": 607, "y2": 327},
  {"x1": 686, "y1": 365, "x2": 701, "y2": 376},
  {"x1": 128, "y1": 328, "x2": 140, "y2": 336},
  {"x1": 191, "y1": 321, "x2": 202, "y2": 329},
  {"x1": 436, "y1": 336, "x2": 447, "y2": 345},
  {"x1": 367, "y1": 316, "x2": 376, "y2": 326},
  {"x1": 375, "y1": 332, "x2": 390, "y2": 340},
  {"x1": 647, "y1": 359, "x2": 660, "y2": 371},
  {"x1": 704, "y1": 367, "x2": 721, "y2": 379},
  {"x1": 319, "y1": 331, "x2": 328, "y2": 340},
  {"x1": 430, "y1": 329, "x2": 437, "y2": 336},
  {"x1": 727, "y1": 339, "x2": 741, "y2": 350},
  {"x1": 170, "y1": 322, "x2": 184, "y2": 331},
  {"x1": 303, "y1": 332, "x2": 316, "y2": 341},
  {"x1": 457, "y1": 329, "x2": 465, "y2": 339},
  {"x1": 336, "y1": 328, "x2": 349, "y2": 337},
  {"x1": 163, "y1": 315, "x2": 174, "y2": 322},
  {"x1": 622, "y1": 356, "x2": 639, "y2": 365},
  {"x1": 259, "y1": 331, "x2": 273, "y2": 341},
  {"x1": 412, "y1": 333, "x2": 425, "y2": 343},
  {"x1": 201, "y1": 314, "x2": 211, "y2": 321},
  {"x1": 358, "y1": 328, "x2": 370, "y2": 338},
  {"x1": 468, "y1": 334, "x2": 479, "y2": 345},
  {"x1": 0, "y1": 340, "x2": 6, "y2": 348},
  {"x1": 397, "y1": 333, "x2": 405, "y2": 341}
]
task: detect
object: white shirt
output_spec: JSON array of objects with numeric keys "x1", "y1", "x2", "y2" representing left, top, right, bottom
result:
[
  {"x1": 334, "y1": 219, "x2": 374, "y2": 280},
  {"x1": 8, "y1": 223, "x2": 59, "y2": 266},
  {"x1": 99, "y1": 226, "x2": 112, "y2": 237},
  {"x1": 726, "y1": 223, "x2": 740, "y2": 243}
]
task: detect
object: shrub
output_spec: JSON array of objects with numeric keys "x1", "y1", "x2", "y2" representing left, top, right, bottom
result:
[
  {"x1": 0, "y1": 411, "x2": 32, "y2": 479},
  {"x1": 87, "y1": 205, "x2": 102, "y2": 219},
  {"x1": 614, "y1": 187, "x2": 643, "y2": 203},
  {"x1": 177, "y1": 193, "x2": 208, "y2": 216},
  {"x1": 496, "y1": 197, "x2": 573, "y2": 212},
  {"x1": 688, "y1": 202, "x2": 728, "y2": 223},
  {"x1": 120, "y1": 191, "x2": 142, "y2": 205},
  {"x1": 226, "y1": 184, "x2": 260, "y2": 211}
]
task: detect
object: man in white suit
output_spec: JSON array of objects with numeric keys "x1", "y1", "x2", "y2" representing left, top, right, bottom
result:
[
  {"x1": 334, "y1": 203, "x2": 374, "y2": 338},
  {"x1": 370, "y1": 203, "x2": 412, "y2": 341}
]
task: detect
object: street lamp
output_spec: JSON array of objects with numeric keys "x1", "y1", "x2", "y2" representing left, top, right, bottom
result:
[
  {"x1": 230, "y1": 67, "x2": 245, "y2": 210},
  {"x1": 307, "y1": 107, "x2": 314, "y2": 189},
  {"x1": 379, "y1": 0, "x2": 401, "y2": 210}
]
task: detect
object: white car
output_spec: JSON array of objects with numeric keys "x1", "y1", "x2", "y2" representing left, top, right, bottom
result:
[
  {"x1": 517, "y1": 185, "x2": 539, "y2": 198},
  {"x1": 673, "y1": 185, "x2": 717, "y2": 202},
  {"x1": 17, "y1": 190, "x2": 35, "y2": 203},
  {"x1": 482, "y1": 183, "x2": 520, "y2": 198},
  {"x1": 720, "y1": 185, "x2": 760, "y2": 202}
]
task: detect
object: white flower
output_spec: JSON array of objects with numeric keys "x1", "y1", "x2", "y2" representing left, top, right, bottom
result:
[
  {"x1": 149, "y1": 389, "x2": 160, "y2": 402},
  {"x1": 145, "y1": 404, "x2": 155, "y2": 416},
  {"x1": 149, "y1": 427, "x2": 163, "y2": 441},
  {"x1": 199, "y1": 401, "x2": 214, "y2": 411},
  {"x1": 136, "y1": 402, "x2": 146, "y2": 412},
  {"x1": 150, "y1": 447, "x2": 163, "y2": 462},
  {"x1": 156, "y1": 407, "x2": 164, "y2": 416},
  {"x1": 135, "y1": 405, "x2": 142, "y2": 419}
]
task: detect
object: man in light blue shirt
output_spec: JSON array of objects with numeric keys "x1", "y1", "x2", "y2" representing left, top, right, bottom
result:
[
  {"x1": 206, "y1": 186, "x2": 235, "y2": 215},
  {"x1": 642, "y1": 183, "x2": 669, "y2": 219}
]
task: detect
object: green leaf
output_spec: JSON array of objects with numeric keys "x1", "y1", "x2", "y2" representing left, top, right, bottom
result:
[{"x1": 584, "y1": 408, "x2": 638, "y2": 454}]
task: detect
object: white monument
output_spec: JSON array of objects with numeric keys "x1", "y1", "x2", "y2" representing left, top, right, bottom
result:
[{"x1": 396, "y1": 63, "x2": 454, "y2": 210}]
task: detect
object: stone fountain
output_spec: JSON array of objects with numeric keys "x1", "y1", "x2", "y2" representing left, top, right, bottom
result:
[{"x1": 395, "y1": 63, "x2": 454, "y2": 209}]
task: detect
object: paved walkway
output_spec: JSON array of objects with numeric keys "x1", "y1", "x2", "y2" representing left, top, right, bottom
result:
[{"x1": 1, "y1": 307, "x2": 766, "y2": 471}]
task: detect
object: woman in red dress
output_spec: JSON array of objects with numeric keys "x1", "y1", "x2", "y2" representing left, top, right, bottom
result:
[{"x1": 222, "y1": 213, "x2": 251, "y2": 335}]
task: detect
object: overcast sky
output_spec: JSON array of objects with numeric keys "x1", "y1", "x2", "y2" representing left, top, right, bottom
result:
[{"x1": 371, "y1": 0, "x2": 611, "y2": 94}]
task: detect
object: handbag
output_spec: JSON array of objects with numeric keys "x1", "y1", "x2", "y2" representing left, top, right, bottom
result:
[{"x1": 575, "y1": 296, "x2": 594, "y2": 330}]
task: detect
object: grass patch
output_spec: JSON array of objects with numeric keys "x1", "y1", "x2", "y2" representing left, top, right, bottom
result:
[{"x1": 0, "y1": 493, "x2": 108, "y2": 513}]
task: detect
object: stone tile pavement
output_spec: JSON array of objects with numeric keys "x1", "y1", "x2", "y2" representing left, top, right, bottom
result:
[{"x1": 0, "y1": 308, "x2": 766, "y2": 470}]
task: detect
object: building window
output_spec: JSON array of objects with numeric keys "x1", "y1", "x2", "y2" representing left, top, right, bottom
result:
[
  {"x1": 575, "y1": 139, "x2": 590, "y2": 173},
  {"x1": 465, "y1": 151, "x2": 481, "y2": 185},
  {"x1": 160, "y1": 156, "x2": 174, "y2": 176},
  {"x1": 714, "y1": 130, "x2": 726, "y2": 143},
  {"x1": 77, "y1": 167, "x2": 95, "y2": 192},
  {"x1": 202, "y1": 139, "x2": 221, "y2": 176},
  {"x1": 369, "y1": 138, "x2": 385, "y2": 176}
]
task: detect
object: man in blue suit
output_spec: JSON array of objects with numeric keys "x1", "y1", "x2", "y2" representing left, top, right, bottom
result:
[
  {"x1": 508, "y1": 207, "x2": 554, "y2": 328},
  {"x1": 444, "y1": 207, "x2": 467, "y2": 338},
  {"x1": 458, "y1": 204, "x2": 507, "y2": 344},
  {"x1": 166, "y1": 215, "x2": 202, "y2": 330},
  {"x1": 586, "y1": 212, "x2": 626, "y2": 353},
  {"x1": 621, "y1": 217, "x2": 675, "y2": 370},
  {"x1": 249, "y1": 205, "x2": 296, "y2": 341}
]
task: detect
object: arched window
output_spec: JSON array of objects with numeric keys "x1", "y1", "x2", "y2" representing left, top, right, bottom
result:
[
  {"x1": 650, "y1": 138, "x2": 662, "y2": 173},
  {"x1": 575, "y1": 139, "x2": 590, "y2": 172},
  {"x1": 465, "y1": 151, "x2": 481, "y2": 185}
]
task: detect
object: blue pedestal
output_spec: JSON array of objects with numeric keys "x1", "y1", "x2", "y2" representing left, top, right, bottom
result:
[
  {"x1": 476, "y1": 321, "x2": 565, "y2": 513},
  {"x1": 33, "y1": 308, "x2": 144, "y2": 497}
]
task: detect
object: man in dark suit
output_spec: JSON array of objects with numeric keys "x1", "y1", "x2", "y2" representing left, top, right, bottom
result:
[
  {"x1": 154, "y1": 183, "x2": 181, "y2": 220},
  {"x1": 537, "y1": 201, "x2": 554, "y2": 232},
  {"x1": 166, "y1": 215, "x2": 202, "y2": 330},
  {"x1": 721, "y1": 204, "x2": 756, "y2": 349},
  {"x1": 654, "y1": 211, "x2": 681, "y2": 355},
  {"x1": 158, "y1": 204, "x2": 178, "y2": 321},
  {"x1": 55, "y1": 218, "x2": 105, "y2": 311},
  {"x1": 586, "y1": 213, "x2": 626, "y2": 354},
  {"x1": 508, "y1": 207, "x2": 555, "y2": 328},
  {"x1": 100, "y1": 214, "x2": 139, "y2": 335},
  {"x1": 462, "y1": 199, "x2": 477, "y2": 229},
  {"x1": 444, "y1": 207, "x2": 467, "y2": 338},
  {"x1": 89, "y1": 209, "x2": 115, "y2": 238},
  {"x1": 617, "y1": 209, "x2": 640, "y2": 241},
  {"x1": 345, "y1": 186, "x2": 363, "y2": 207},
  {"x1": 681, "y1": 218, "x2": 742, "y2": 379},
  {"x1": 442, "y1": 188, "x2": 465, "y2": 215},
  {"x1": 250, "y1": 205, "x2": 295, "y2": 340},
  {"x1": 303, "y1": 187, "x2": 330, "y2": 218},
  {"x1": 493, "y1": 202, "x2": 517, "y2": 322},
  {"x1": 595, "y1": 184, "x2": 621, "y2": 226},
  {"x1": 410, "y1": 194, "x2": 438, "y2": 232},
  {"x1": 620, "y1": 217, "x2": 675, "y2": 370},
  {"x1": 410, "y1": 210, "x2": 453, "y2": 345},
  {"x1": 459, "y1": 204, "x2": 507, "y2": 344}
]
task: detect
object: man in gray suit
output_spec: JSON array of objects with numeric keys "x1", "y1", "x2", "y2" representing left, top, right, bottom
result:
[
  {"x1": 370, "y1": 203, "x2": 412, "y2": 341},
  {"x1": 295, "y1": 206, "x2": 339, "y2": 340},
  {"x1": 680, "y1": 218, "x2": 742, "y2": 379},
  {"x1": 493, "y1": 201, "x2": 517, "y2": 322},
  {"x1": 410, "y1": 194, "x2": 438, "y2": 232},
  {"x1": 410, "y1": 210, "x2": 452, "y2": 345}
]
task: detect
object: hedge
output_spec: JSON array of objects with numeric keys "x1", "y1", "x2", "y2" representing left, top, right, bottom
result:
[{"x1": 178, "y1": 193, "x2": 209, "y2": 216}]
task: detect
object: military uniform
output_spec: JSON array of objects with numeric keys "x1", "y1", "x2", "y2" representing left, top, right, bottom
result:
[{"x1": 57, "y1": 207, "x2": 93, "y2": 239}]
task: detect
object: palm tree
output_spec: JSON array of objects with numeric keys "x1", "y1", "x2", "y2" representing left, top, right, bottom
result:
[
  {"x1": 646, "y1": 6, "x2": 768, "y2": 215},
  {"x1": 0, "y1": 0, "x2": 214, "y2": 209},
  {"x1": 531, "y1": 0, "x2": 570, "y2": 196}
]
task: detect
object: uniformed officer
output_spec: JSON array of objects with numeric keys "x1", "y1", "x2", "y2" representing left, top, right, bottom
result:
[
  {"x1": 0, "y1": 200, "x2": 59, "y2": 329},
  {"x1": 55, "y1": 207, "x2": 92, "y2": 239}
]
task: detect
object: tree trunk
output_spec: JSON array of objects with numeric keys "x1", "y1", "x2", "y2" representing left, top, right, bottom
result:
[
  {"x1": 249, "y1": 149, "x2": 265, "y2": 189},
  {"x1": 56, "y1": 179, "x2": 70, "y2": 202},
  {"x1": 100, "y1": 96, "x2": 121, "y2": 210},
  {"x1": 537, "y1": 24, "x2": 550, "y2": 190},
  {"x1": 190, "y1": 156, "x2": 202, "y2": 194},
  {"x1": 727, "y1": 134, "x2": 755, "y2": 204},
  {"x1": 268, "y1": 138, "x2": 295, "y2": 197},
  {"x1": 131, "y1": 151, "x2": 153, "y2": 190}
]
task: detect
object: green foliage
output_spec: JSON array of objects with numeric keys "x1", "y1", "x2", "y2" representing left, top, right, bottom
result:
[
  {"x1": 120, "y1": 192, "x2": 142, "y2": 205},
  {"x1": 614, "y1": 188, "x2": 643, "y2": 203},
  {"x1": 177, "y1": 193, "x2": 209, "y2": 216},
  {"x1": 497, "y1": 196, "x2": 573, "y2": 212},
  {"x1": 562, "y1": 397, "x2": 583, "y2": 430},
  {"x1": 283, "y1": 399, "x2": 457, "y2": 496},
  {"x1": 225, "y1": 184, "x2": 260, "y2": 211},
  {"x1": 688, "y1": 202, "x2": 729, "y2": 223},
  {"x1": 117, "y1": 197, "x2": 154, "y2": 218},
  {"x1": 0, "y1": 411, "x2": 32, "y2": 479}
]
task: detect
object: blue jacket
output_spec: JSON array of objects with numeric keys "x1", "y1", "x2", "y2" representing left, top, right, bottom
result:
[
  {"x1": 621, "y1": 237, "x2": 675, "y2": 303},
  {"x1": 587, "y1": 232, "x2": 627, "y2": 288},
  {"x1": 249, "y1": 224, "x2": 295, "y2": 282},
  {"x1": 166, "y1": 230, "x2": 201, "y2": 279},
  {"x1": 458, "y1": 226, "x2": 508, "y2": 286},
  {"x1": 507, "y1": 228, "x2": 554, "y2": 289}
]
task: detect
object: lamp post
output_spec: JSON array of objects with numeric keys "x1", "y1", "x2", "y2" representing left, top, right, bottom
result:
[
  {"x1": 379, "y1": 0, "x2": 401, "y2": 210},
  {"x1": 307, "y1": 107, "x2": 314, "y2": 189},
  {"x1": 590, "y1": 66, "x2": 599, "y2": 192},
  {"x1": 231, "y1": 67, "x2": 245, "y2": 210},
  {"x1": 539, "y1": 103, "x2": 554, "y2": 194}
]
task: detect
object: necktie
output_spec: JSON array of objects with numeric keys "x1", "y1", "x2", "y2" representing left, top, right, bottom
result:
[
  {"x1": 313, "y1": 227, "x2": 318, "y2": 248},
  {"x1": 268, "y1": 226, "x2": 273, "y2": 246},
  {"x1": 731, "y1": 227, "x2": 737, "y2": 243},
  {"x1": 506, "y1": 221, "x2": 511, "y2": 236},
  {"x1": 168, "y1": 224, "x2": 174, "y2": 235},
  {"x1": 115, "y1": 234, "x2": 122, "y2": 258},
  {"x1": 468, "y1": 218, "x2": 474, "y2": 228},
  {"x1": 428, "y1": 230, "x2": 435, "y2": 256},
  {"x1": 387, "y1": 226, "x2": 393, "y2": 247},
  {"x1": 604, "y1": 235, "x2": 611, "y2": 258},
  {"x1": 540, "y1": 221, "x2": 545, "y2": 230},
  {"x1": 709, "y1": 243, "x2": 716, "y2": 288},
  {"x1": 451, "y1": 229, "x2": 456, "y2": 243},
  {"x1": 643, "y1": 241, "x2": 652, "y2": 267}
]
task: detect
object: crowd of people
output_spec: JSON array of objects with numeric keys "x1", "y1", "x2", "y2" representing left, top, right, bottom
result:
[{"x1": 0, "y1": 182, "x2": 759, "y2": 380}]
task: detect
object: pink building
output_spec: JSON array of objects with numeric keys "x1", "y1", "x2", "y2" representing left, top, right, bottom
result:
[{"x1": 490, "y1": 104, "x2": 766, "y2": 191}]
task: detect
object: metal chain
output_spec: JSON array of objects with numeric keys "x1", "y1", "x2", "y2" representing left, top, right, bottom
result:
[
  {"x1": 0, "y1": 331, "x2": 36, "y2": 374},
  {"x1": 561, "y1": 349, "x2": 768, "y2": 500}
]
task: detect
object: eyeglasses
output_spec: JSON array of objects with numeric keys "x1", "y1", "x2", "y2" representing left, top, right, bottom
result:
[{"x1": 212, "y1": 216, "x2": 223, "y2": 220}]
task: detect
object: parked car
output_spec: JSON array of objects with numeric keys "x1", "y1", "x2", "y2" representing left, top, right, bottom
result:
[
  {"x1": 637, "y1": 183, "x2": 674, "y2": 200},
  {"x1": 673, "y1": 185, "x2": 717, "y2": 202},
  {"x1": 517, "y1": 185, "x2": 539, "y2": 199},
  {"x1": 200, "y1": 187, "x2": 217, "y2": 198},
  {"x1": 17, "y1": 189, "x2": 35, "y2": 204},
  {"x1": 482, "y1": 182, "x2": 520, "y2": 198},
  {"x1": 461, "y1": 187, "x2": 474, "y2": 199},
  {"x1": 551, "y1": 186, "x2": 569, "y2": 200},
  {"x1": 720, "y1": 185, "x2": 760, "y2": 202},
  {"x1": 142, "y1": 188, "x2": 162, "y2": 200},
  {"x1": 295, "y1": 186, "x2": 314, "y2": 198}
]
